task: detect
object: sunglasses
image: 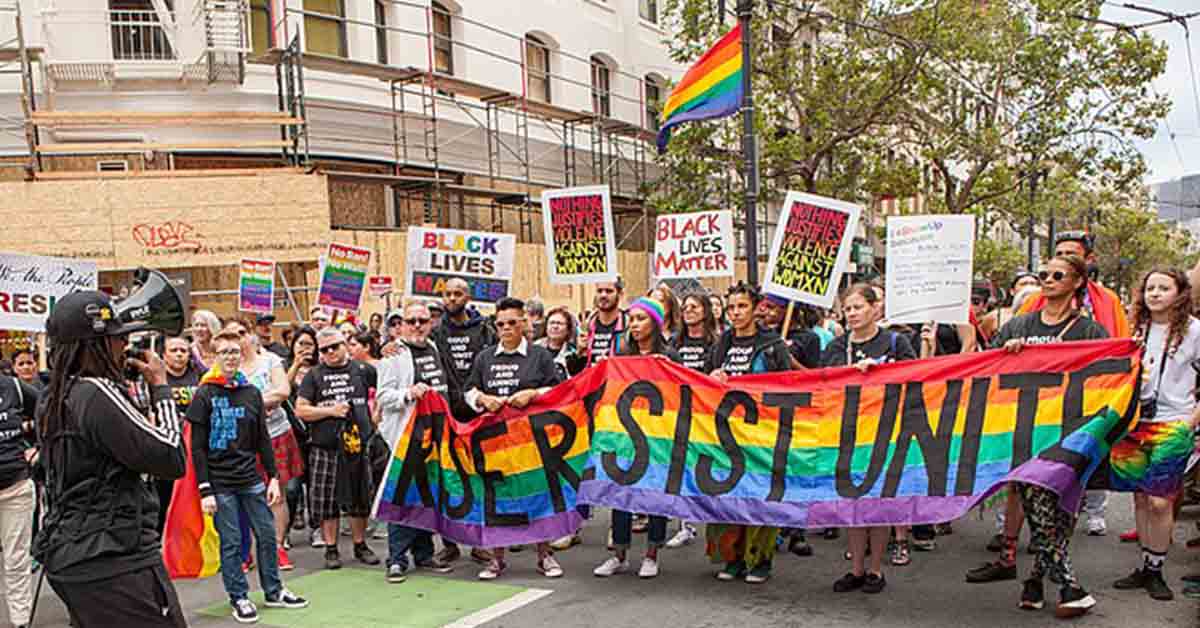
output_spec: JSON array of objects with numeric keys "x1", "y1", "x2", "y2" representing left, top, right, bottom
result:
[
  {"x1": 495, "y1": 319, "x2": 521, "y2": 328},
  {"x1": 388, "y1": 319, "x2": 404, "y2": 327},
  {"x1": 1037, "y1": 270, "x2": 1073, "y2": 282},
  {"x1": 404, "y1": 317, "x2": 431, "y2": 326},
  {"x1": 318, "y1": 342, "x2": 344, "y2": 354}
]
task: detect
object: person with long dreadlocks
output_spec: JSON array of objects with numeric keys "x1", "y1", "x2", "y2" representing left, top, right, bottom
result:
[{"x1": 34, "y1": 291, "x2": 187, "y2": 627}]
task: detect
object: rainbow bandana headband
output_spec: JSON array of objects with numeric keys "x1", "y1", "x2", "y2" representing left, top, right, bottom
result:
[{"x1": 629, "y1": 297, "x2": 666, "y2": 328}]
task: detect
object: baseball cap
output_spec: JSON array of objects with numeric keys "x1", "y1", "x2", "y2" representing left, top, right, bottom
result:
[
  {"x1": 46, "y1": 291, "x2": 125, "y2": 343},
  {"x1": 256, "y1": 313, "x2": 276, "y2": 325}
]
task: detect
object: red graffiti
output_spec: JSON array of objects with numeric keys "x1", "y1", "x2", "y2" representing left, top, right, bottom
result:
[{"x1": 132, "y1": 221, "x2": 203, "y2": 250}]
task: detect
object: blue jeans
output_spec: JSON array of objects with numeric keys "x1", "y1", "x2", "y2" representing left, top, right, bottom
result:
[
  {"x1": 611, "y1": 511, "x2": 667, "y2": 550},
  {"x1": 213, "y1": 483, "x2": 282, "y2": 602},
  {"x1": 387, "y1": 524, "x2": 434, "y2": 569}
]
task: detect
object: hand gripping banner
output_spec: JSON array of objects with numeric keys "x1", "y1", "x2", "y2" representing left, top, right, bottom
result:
[{"x1": 373, "y1": 340, "x2": 1140, "y2": 546}]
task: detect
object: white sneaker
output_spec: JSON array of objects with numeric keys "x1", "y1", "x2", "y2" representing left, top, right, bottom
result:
[
  {"x1": 593, "y1": 555, "x2": 629, "y2": 577},
  {"x1": 1086, "y1": 518, "x2": 1107, "y2": 536},
  {"x1": 310, "y1": 528, "x2": 326, "y2": 548},
  {"x1": 665, "y1": 524, "x2": 696, "y2": 549},
  {"x1": 538, "y1": 555, "x2": 564, "y2": 578},
  {"x1": 638, "y1": 556, "x2": 659, "y2": 578}
]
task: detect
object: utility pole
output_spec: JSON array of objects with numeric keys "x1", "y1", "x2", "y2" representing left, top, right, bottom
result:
[
  {"x1": 738, "y1": 0, "x2": 760, "y2": 284},
  {"x1": 1026, "y1": 170, "x2": 1038, "y2": 271}
]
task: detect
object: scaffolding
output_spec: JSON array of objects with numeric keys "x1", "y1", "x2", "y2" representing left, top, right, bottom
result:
[
  {"x1": 264, "y1": 0, "x2": 656, "y2": 247},
  {"x1": 0, "y1": 1, "x2": 38, "y2": 176}
]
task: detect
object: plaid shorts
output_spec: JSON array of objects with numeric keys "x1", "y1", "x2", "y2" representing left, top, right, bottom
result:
[{"x1": 308, "y1": 447, "x2": 370, "y2": 522}]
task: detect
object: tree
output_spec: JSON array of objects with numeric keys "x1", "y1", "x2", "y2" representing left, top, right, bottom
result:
[{"x1": 974, "y1": 237, "x2": 1026, "y2": 287}]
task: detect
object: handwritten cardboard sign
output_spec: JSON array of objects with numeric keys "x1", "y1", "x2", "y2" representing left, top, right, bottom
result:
[{"x1": 885, "y1": 215, "x2": 975, "y2": 324}]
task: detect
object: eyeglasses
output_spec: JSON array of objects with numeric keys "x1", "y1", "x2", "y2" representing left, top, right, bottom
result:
[
  {"x1": 1037, "y1": 270, "x2": 1071, "y2": 282},
  {"x1": 217, "y1": 349, "x2": 242, "y2": 357},
  {"x1": 404, "y1": 317, "x2": 431, "y2": 326},
  {"x1": 495, "y1": 319, "x2": 520, "y2": 328},
  {"x1": 318, "y1": 342, "x2": 344, "y2": 354}
]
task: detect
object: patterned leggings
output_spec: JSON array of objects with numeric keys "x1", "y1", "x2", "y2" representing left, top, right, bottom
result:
[{"x1": 1018, "y1": 484, "x2": 1078, "y2": 587}]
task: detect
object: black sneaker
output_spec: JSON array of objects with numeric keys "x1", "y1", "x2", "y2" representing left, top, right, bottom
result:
[
  {"x1": 1113, "y1": 568, "x2": 1150, "y2": 590},
  {"x1": 834, "y1": 572, "x2": 866, "y2": 592},
  {"x1": 788, "y1": 535, "x2": 813, "y2": 557},
  {"x1": 1019, "y1": 578, "x2": 1044, "y2": 610},
  {"x1": 263, "y1": 588, "x2": 309, "y2": 609},
  {"x1": 355, "y1": 543, "x2": 381, "y2": 566},
  {"x1": 965, "y1": 561, "x2": 1017, "y2": 583},
  {"x1": 416, "y1": 556, "x2": 455, "y2": 573},
  {"x1": 862, "y1": 573, "x2": 887, "y2": 594},
  {"x1": 1055, "y1": 585, "x2": 1096, "y2": 618},
  {"x1": 986, "y1": 533, "x2": 1004, "y2": 552},
  {"x1": 1145, "y1": 571, "x2": 1174, "y2": 601},
  {"x1": 231, "y1": 598, "x2": 259, "y2": 624},
  {"x1": 324, "y1": 547, "x2": 342, "y2": 570}
]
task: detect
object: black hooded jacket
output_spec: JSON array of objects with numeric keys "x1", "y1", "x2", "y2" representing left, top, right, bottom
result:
[{"x1": 432, "y1": 307, "x2": 498, "y2": 383}]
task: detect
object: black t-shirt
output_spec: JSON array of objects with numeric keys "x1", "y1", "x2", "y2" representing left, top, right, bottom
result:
[
  {"x1": 934, "y1": 323, "x2": 963, "y2": 356},
  {"x1": 781, "y1": 328, "x2": 822, "y2": 369},
  {"x1": 675, "y1": 333, "x2": 712, "y2": 372},
  {"x1": 467, "y1": 344, "x2": 562, "y2": 398},
  {"x1": 405, "y1": 340, "x2": 449, "y2": 396},
  {"x1": 822, "y1": 328, "x2": 918, "y2": 367},
  {"x1": 588, "y1": 317, "x2": 621, "y2": 366},
  {"x1": 185, "y1": 384, "x2": 275, "y2": 497},
  {"x1": 297, "y1": 360, "x2": 377, "y2": 449},
  {"x1": 0, "y1": 377, "x2": 39, "y2": 491},
  {"x1": 166, "y1": 368, "x2": 200, "y2": 422},
  {"x1": 992, "y1": 312, "x2": 1109, "y2": 347},
  {"x1": 720, "y1": 333, "x2": 760, "y2": 377}
]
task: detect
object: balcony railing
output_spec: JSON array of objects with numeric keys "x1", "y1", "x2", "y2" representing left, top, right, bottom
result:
[{"x1": 110, "y1": 10, "x2": 175, "y2": 61}]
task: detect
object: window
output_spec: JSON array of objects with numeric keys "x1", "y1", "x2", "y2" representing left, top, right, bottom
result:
[
  {"x1": 526, "y1": 35, "x2": 550, "y2": 103},
  {"x1": 303, "y1": 0, "x2": 346, "y2": 58},
  {"x1": 109, "y1": 0, "x2": 175, "y2": 60},
  {"x1": 591, "y1": 55, "x2": 611, "y2": 117},
  {"x1": 375, "y1": 0, "x2": 387, "y2": 64},
  {"x1": 250, "y1": 0, "x2": 272, "y2": 56},
  {"x1": 97, "y1": 160, "x2": 129, "y2": 172},
  {"x1": 432, "y1": 1, "x2": 453, "y2": 74},
  {"x1": 639, "y1": 0, "x2": 657, "y2": 23},
  {"x1": 644, "y1": 76, "x2": 662, "y2": 130}
]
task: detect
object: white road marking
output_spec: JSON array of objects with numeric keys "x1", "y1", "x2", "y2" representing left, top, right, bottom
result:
[{"x1": 442, "y1": 588, "x2": 553, "y2": 628}]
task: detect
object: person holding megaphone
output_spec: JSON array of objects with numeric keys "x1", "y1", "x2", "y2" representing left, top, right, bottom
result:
[{"x1": 34, "y1": 270, "x2": 190, "y2": 627}]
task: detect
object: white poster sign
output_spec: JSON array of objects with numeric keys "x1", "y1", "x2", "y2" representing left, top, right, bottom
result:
[
  {"x1": 653, "y1": 210, "x2": 735, "y2": 279},
  {"x1": 0, "y1": 252, "x2": 98, "y2": 331},
  {"x1": 406, "y1": 227, "x2": 516, "y2": 304},
  {"x1": 885, "y1": 214, "x2": 976, "y2": 324}
]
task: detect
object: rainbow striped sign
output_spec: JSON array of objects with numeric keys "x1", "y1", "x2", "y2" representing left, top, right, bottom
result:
[
  {"x1": 373, "y1": 341, "x2": 1139, "y2": 545},
  {"x1": 237, "y1": 258, "x2": 275, "y2": 314},
  {"x1": 316, "y1": 243, "x2": 371, "y2": 312}
]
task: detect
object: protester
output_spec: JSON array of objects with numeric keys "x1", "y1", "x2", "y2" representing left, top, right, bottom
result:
[
  {"x1": 671, "y1": 292, "x2": 718, "y2": 374},
  {"x1": 37, "y1": 291, "x2": 187, "y2": 627},
  {"x1": 432, "y1": 278, "x2": 498, "y2": 389},
  {"x1": 593, "y1": 298, "x2": 680, "y2": 579},
  {"x1": 377, "y1": 303, "x2": 462, "y2": 583},
  {"x1": 981, "y1": 272, "x2": 1041, "y2": 339},
  {"x1": 1110, "y1": 268, "x2": 1198, "y2": 601},
  {"x1": 254, "y1": 314, "x2": 289, "y2": 361},
  {"x1": 11, "y1": 348, "x2": 40, "y2": 392},
  {"x1": 759, "y1": 293, "x2": 821, "y2": 369},
  {"x1": 822, "y1": 283, "x2": 917, "y2": 594},
  {"x1": 225, "y1": 319, "x2": 302, "y2": 573},
  {"x1": 966, "y1": 254, "x2": 1105, "y2": 617},
  {"x1": 704, "y1": 282, "x2": 791, "y2": 584},
  {"x1": 294, "y1": 328, "x2": 381, "y2": 570},
  {"x1": 348, "y1": 331, "x2": 382, "y2": 365},
  {"x1": 308, "y1": 307, "x2": 331, "y2": 332},
  {"x1": 709, "y1": 294, "x2": 727, "y2": 331},
  {"x1": 192, "y1": 309, "x2": 222, "y2": 369},
  {"x1": 465, "y1": 298, "x2": 563, "y2": 580},
  {"x1": 584, "y1": 279, "x2": 627, "y2": 366},
  {"x1": 0, "y1": 356, "x2": 39, "y2": 628},
  {"x1": 649, "y1": 284, "x2": 682, "y2": 339},
  {"x1": 368, "y1": 312, "x2": 384, "y2": 339},
  {"x1": 160, "y1": 336, "x2": 201, "y2": 534},
  {"x1": 536, "y1": 306, "x2": 579, "y2": 382},
  {"x1": 189, "y1": 329, "x2": 308, "y2": 623},
  {"x1": 284, "y1": 327, "x2": 320, "y2": 545},
  {"x1": 526, "y1": 298, "x2": 547, "y2": 341}
]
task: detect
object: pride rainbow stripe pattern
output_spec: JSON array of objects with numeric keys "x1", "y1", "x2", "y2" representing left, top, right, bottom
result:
[{"x1": 655, "y1": 24, "x2": 744, "y2": 152}]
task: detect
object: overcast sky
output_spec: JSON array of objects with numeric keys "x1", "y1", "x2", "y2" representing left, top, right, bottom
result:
[{"x1": 1099, "y1": 1, "x2": 1200, "y2": 185}]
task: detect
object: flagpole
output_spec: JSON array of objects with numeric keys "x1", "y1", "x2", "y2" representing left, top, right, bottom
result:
[{"x1": 738, "y1": 0, "x2": 760, "y2": 285}]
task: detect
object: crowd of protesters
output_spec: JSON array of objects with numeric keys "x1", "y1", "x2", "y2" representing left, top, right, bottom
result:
[{"x1": 0, "y1": 231, "x2": 1198, "y2": 625}]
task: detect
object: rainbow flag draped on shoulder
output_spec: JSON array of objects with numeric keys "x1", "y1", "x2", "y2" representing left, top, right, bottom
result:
[
  {"x1": 373, "y1": 341, "x2": 1140, "y2": 545},
  {"x1": 656, "y1": 23, "x2": 744, "y2": 153}
]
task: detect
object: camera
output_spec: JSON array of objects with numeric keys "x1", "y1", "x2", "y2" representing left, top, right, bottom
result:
[{"x1": 123, "y1": 332, "x2": 155, "y2": 380}]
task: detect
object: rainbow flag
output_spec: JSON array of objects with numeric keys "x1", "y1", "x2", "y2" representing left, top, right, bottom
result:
[
  {"x1": 373, "y1": 340, "x2": 1139, "y2": 542},
  {"x1": 656, "y1": 24, "x2": 744, "y2": 153},
  {"x1": 162, "y1": 423, "x2": 222, "y2": 579}
]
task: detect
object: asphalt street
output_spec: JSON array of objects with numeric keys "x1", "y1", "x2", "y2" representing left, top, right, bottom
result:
[{"x1": 13, "y1": 492, "x2": 1198, "y2": 627}]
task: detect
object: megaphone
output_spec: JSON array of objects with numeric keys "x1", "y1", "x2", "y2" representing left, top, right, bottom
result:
[{"x1": 112, "y1": 268, "x2": 186, "y2": 338}]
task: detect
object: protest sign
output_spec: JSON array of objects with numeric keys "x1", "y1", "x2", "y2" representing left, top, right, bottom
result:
[
  {"x1": 374, "y1": 340, "x2": 1138, "y2": 546},
  {"x1": 653, "y1": 210, "x2": 734, "y2": 279},
  {"x1": 406, "y1": 227, "x2": 515, "y2": 304},
  {"x1": 238, "y1": 258, "x2": 275, "y2": 315},
  {"x1": 316, "y1": 243, "x2": 371, "y2": 312},
  {"x1": 885, "y1": 215, "x2": 976, "y2": 324},
  {"x1": 0, "y1": 252, "x2": 97, "y2": 332},
  {"x1": 540, "y1": 185, "x2": 618, "y2": 285},
  {"x1": 368, "y1": 276, "x2": 393, "y2": 299},
  {"x1": 763, "y1": 192, "x2": 861, "y2": 308}
]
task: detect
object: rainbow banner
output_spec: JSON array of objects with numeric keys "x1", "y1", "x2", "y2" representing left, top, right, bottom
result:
[
  {"x1": 162, "y1": 423, "x2": 222, "y2": 579},
  {"x1": 656, "y1": 24, "x2": 744, "y2": 153},
  {"x1": 373, "y1": 341, "x2": 1139, "y2": 545}
]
